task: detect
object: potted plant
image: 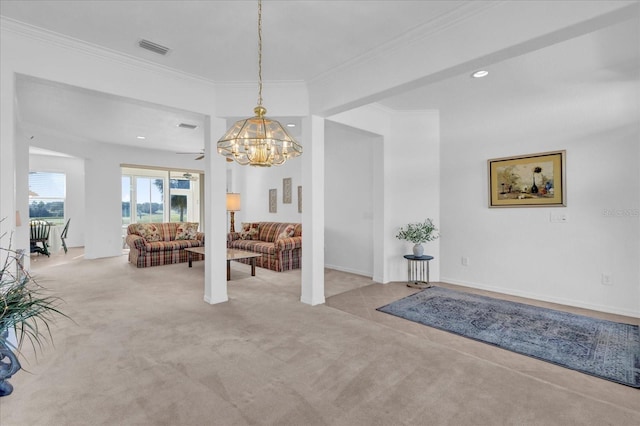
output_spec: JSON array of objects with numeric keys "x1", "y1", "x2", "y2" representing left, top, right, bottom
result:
[
  {"x1": 396, "y1": 218, "x2": 439, "y2": 257},
  {"x1": 0, "y1": 220, "x2": 67, "y2": 396}
]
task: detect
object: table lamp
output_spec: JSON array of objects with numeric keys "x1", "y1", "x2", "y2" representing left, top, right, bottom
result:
[{"x1": 226, "y1": 193, "x2": 241, "y2": 232}]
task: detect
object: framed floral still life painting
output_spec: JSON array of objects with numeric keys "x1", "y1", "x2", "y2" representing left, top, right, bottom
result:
[{"x1": 488, "y1": 150, "x2": 566, "y2": 208}]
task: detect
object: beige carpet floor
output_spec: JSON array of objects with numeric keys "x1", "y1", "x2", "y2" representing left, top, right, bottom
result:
[{"x1": 1, "y1": 248, "x2": 638, "y2": 425}]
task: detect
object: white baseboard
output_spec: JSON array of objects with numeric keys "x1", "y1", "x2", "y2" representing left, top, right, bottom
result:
[
  {"x1": 440, "y1": 276, "x2": 640, "y2": 319},
  {"x1": 325, "y1": 264, "x2": 372, "y2": 279}
]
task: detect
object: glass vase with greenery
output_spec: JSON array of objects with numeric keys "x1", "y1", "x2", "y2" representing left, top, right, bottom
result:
[{"x1": 0, "y1": 219, "x2": 68, "y2": 396}]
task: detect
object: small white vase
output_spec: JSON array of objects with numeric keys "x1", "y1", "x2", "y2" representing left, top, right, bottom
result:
[{"x1": 413, "y1": 243, "x2": 424, "y2": 257}]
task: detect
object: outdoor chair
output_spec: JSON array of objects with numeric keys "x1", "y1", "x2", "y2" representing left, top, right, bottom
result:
[{"x1": 30, "y1": 220, "x2": 51, "y2": 257}]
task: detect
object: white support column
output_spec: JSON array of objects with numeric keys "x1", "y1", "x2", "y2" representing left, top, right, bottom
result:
[
  {"x1": 372, "y1": 137, "x2": 385, "y2": 283},
  {"x1": 301, "y1": 115, "x2": 325, "y2": 305},
  {"x1": 15, "y1": 128, "x2": 30, "y2": 269},
  {"x1": 0, "y1": 68, "x2": 16, "y2": 234},
  {"x1": 203, "y1": 116, "x2": 229, "y2": 304}
]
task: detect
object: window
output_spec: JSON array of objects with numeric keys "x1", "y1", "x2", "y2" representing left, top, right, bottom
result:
[
  {"x1": 121, "y1": 167, "x2": 200, "y2": 226},
  {"x1": 29, "y1": 171, "x2": 66, "y2": 225},
  {"x1": 169, "y1": 177, "x2": 192, "y2": 222},
  {"x1": 171, "y1": 194, "x2": 188, "y2": 222},
  {"x1": 135, "y1": 177, "x2": 164, "y2": 223},
  {"x1": 122, "y1": 176, "x2": 132, "y2": 225}
]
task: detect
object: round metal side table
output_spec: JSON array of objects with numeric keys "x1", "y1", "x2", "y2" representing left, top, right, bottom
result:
[{"x1": 403, "y1": 254, "x2": 434, "y2": 289}]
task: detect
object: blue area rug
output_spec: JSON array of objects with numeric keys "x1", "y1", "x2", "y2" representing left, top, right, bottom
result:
[{"x1": 377, "y1": 286, "x2": 640, "y2": 388}]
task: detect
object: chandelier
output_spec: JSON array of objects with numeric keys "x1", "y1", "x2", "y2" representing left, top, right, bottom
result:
[{"x1": 217, "y1": 0, "x2": 302, "y2": 167}]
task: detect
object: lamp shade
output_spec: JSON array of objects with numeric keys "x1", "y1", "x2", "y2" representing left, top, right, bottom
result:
[{"x1": 226, "y1": 193, "x2": 241, "y2": 212}]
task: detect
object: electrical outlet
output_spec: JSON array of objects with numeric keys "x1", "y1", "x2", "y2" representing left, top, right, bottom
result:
[
  {"x1": 601, "y1": 273, "x2": 613, "y2": 286},
  {"x1": 461, "y1": 257, "x2": 469, "y2": 266}
]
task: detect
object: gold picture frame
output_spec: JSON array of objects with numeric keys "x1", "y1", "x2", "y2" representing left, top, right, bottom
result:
[{"x1": 488, "y1": 150, "x2": 566, "y2": 208}]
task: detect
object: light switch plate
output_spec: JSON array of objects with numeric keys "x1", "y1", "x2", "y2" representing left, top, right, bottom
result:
[{"x1": 550, "y1": 212, "x2": 568, "y2": 223}]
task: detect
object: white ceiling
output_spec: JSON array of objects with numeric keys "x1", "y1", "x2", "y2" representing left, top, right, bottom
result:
[
  {"x1": 1, "y1": 0, "x2": 638, "y2": 155},
  {"x1": 2, "y1": 0, "x2": 469, "y2": 82}
]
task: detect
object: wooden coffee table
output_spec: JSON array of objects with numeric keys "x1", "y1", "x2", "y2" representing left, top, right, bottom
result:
[
  {"x1": 226, "y1": 249, "x2": 262, "y2": 281},
  {"x1": 184, "y1": 246, "x2": 205, "y2": 268},
  {"x1": 184, "y1": 247, "x2": 263, "y2": 281}
]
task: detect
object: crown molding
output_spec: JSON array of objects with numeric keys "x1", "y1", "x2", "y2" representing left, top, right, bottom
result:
[
  {"x1": 1, "y1": 16, "x2": 217, "y2": 87},
  {"x1": 213, "y1": 80, "x2": 306, "y2": 90},
  {"x1": 307, "y1": 1, "x2": 501, "y2": 86},
  {"x1": 366, "y1": 102, "x2": 438, "y2": 116}
]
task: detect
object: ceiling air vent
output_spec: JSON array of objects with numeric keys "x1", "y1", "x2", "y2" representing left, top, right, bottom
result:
[
  {"x1": 138, "y1": 39, "x2": 170, "y2": 56},
  {"x1": 178, "y1": 123, "x2": 198, "y2": 130}
]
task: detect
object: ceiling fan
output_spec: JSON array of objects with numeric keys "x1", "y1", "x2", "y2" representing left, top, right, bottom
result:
[
  {"x1": 181, "y1": 172, "x2": 198, "y2": 181},
  {"x1": 176, "y1": 149, "x2": 205, "y2": 160},
  {"x1": 170, "y1": 171, "x2": 199, "y2": 181},
  {"x1": 176, "y1": 149, "x2": 232, "y2": 162}
]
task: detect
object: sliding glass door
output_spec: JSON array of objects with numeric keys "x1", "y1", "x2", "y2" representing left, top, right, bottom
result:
[
  {"x1": 122, "y1": 176, "x2": 132, "y2": 226},
  {"x1": 121, "y1": 167, "x2": 201, "y2": 226},
  {"x1": 135, "y1": 177, "x2": 164, "y2": 223}
]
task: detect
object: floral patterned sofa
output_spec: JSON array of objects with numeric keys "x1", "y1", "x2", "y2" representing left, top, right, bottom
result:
[
  {"x1": 227, "y1": 222, "x2": 302, "y2": 272},
  {"x1": 126, "y1": 222, "x2": 204, "y2": 268}
]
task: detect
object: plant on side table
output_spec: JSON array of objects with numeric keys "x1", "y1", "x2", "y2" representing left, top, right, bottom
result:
[
  {"x1": 0, "y1": 220, "x2": 68, "y2": 397},
  {"x1": 396, "y1": 218, "x2": 439, "y2": 257}
]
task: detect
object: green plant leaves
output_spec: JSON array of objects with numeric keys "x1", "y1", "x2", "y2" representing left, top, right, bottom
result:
[{"x1": 395, "y1": 219, "x2": 439, "y2": 244}]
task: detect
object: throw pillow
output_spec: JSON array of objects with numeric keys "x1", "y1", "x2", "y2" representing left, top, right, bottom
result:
[
  {"x1": 240, "y1": 222, "x2": 259, "y2": 240},
  {"x1": 134, "y1": 223, "x2": 161, "y2": 242},
  {"x1": 175, "y1": 222, "x2": 199, "y2": 240},
  {"x1": 277, "y1": 224, "x2": 296, "y2": 240}
]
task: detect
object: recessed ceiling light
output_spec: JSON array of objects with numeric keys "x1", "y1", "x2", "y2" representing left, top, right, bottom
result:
[
  {"x1": 136, "y1": 136, "x2": 146, "y2": 140},
  {"x1": 471, "y1": 70, "x2": 489, "y2": 78},
  {"x1": 286, "y1": 123, "x2": 296, "y2": 128}
]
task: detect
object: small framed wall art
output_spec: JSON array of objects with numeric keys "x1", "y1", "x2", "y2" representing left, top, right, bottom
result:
[
  {"x1": 297, "y1": 186, "x2": 302, "y2": 213},
  {"x1": 488, "y1": 150, "x2": 566, "y2": 208},
  {"x1": 283, "y1": 177, "x2": 292, "y2": 204},
  {"x1": 269, "y1": 189, "x2": 277, "y2": 213}
]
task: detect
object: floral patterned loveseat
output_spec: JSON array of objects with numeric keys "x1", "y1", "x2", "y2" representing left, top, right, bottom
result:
[
  {"x1": 126, "y1": 222, "x2": 204, "y2": 268},
  {"x1": 227, "y1": 222, "x2": 302, "y2": 272}
]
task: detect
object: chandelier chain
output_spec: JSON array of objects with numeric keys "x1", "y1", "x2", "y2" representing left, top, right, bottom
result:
[
  {"x1": 216, "y1": 0, "x2": 302, "y2": 167},
  {"x1": 257, "y1": 0, "x2": 263, "y2": 107}
]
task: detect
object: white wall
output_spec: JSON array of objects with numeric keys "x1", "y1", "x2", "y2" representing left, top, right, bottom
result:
[
  {"x1": 28, "y1": 132, "x2": 206, "y2": 259},
  {"x1": 1, "y1": 22, "x2": 222, "y2": 261},
  {"x1": 324, "y1": 121, "x2": 379, "y2": 277},
  {"x1": 385, "y1": 111, "x2": 441, "y2": 283},
  {"x1": 232, "y1": 159, "x2": 303, "y2": 225},
  {"x1": 29, "y1": 153, "x2": 85, "y2": 249},
  {"x1": 439, "y1": 79, "x2": 639, "y2": 317},
  {"x1": 328, "y1": 106, "x2": 441, "y2": 283}
]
